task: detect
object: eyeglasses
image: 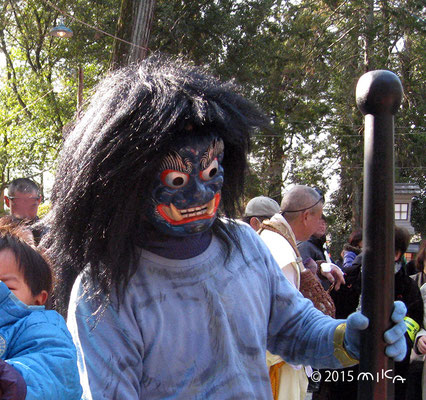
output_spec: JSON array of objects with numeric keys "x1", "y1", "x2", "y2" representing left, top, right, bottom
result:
[
  {"x1": 8, "y1": 196, "x2": 41, "y2": 203},
  {"x1": 314, "y1": 188, "x2": 324, "y2": 199}
]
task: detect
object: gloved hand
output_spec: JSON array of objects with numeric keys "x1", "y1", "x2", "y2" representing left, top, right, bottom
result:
[
  {"x1": 343, "y1": 301, "x2": 407, "y2": 362},
  {"x1": 0, "y1": 359, "x2": 27, "y2": 400}
]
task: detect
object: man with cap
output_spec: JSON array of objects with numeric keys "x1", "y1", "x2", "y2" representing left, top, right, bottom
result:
[
  {"x1": 254, "y1": 186, "x2": 344, "y2": 400},
  {"x1": 242, "y1": 196, "x2": 280, "y2": 231}
]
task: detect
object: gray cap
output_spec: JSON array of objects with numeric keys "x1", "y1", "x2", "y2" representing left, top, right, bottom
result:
[{"x1": 244, "y1": 196, "x2": 280, "y2": 217}]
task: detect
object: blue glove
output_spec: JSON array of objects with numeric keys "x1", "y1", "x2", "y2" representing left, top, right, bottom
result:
[
  {"x1": 383, "y1": 301, "x2": 408, "y2": 361},
  {"x1": 344, "y1": 301, "x2": 407, "y2": 362}
]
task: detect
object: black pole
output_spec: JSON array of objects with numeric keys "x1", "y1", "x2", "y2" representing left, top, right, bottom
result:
[{"x1": 356, "y1": 70, "x2": 403, "y2": 399}]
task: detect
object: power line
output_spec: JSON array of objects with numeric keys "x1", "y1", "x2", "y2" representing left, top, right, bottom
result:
[
  {"x1": 251, "y1": 133, "x2": 425, "y2": 138},
  {"x1": 40, "y1": 0, "x2": 149, "y2": 52},
  {"x1": 333, "y1": 166, "x2": 426, "y2": 170},
  {"x1": 269, "y1": 119, "x2": 425, "y2": 131}
]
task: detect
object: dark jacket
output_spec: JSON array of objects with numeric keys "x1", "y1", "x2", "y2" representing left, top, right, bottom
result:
[
  {"x1": 339, "y1": 253, "x2": 424, "y2": 400},
  {"x1": 298, "y1": 235, "x2": 326, "y2": 262},
  {"x1": 394, "y1": 265, "x2": 423, "y2": 399}
]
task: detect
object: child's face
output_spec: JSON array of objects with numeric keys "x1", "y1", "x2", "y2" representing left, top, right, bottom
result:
[{"x1": 0, "y1": 249, "x2": 47, "y2": 306}]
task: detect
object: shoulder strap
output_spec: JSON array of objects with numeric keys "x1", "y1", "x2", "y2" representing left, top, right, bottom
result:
[
  {"x1": 259, "y1": 220, "x2": 301, "y2": 258},
  {"x1": 258, "y1": 220, "x2": 302, "y2": 289}
]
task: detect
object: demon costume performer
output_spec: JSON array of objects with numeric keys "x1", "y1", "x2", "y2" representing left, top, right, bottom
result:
[{"x1": 44, "y1": 57, "x2": 407, "y2": 400}]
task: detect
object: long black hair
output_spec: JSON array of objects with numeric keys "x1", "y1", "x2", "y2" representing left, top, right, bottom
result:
[{"x1": 44, "y1": 56, "x2": 267, "y2": 315}]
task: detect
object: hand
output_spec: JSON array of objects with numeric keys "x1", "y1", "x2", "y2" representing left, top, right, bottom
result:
[
  {"x1": 417, "y1": 336, "x2": 426, "y2": 354},
  {"x1": 343, "y1": 310, "x2": 368, "y2": 360},
  {"x1": 383, "y1": 301, "x2": 407, "y2": 361},
  {"x1": 320, "y1": 263, "x2": 345, "y2": 290},
  {"x1": 343, "y1": 301, "x2": 407, "y2": 362}
]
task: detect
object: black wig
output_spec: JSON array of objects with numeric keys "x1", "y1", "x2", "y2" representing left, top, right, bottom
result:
[{"x1": 45, "y1": 56, "x2": 267, "y2": 315}]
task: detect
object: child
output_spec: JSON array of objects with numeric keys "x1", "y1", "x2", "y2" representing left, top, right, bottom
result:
[{"x1": 0, "y1": 218, "x2": 81, "y2": 400}]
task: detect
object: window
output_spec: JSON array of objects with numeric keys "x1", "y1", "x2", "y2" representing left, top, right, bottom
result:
[{"x1": 395, "y1": 203, "x2": 408, "y2": 220}]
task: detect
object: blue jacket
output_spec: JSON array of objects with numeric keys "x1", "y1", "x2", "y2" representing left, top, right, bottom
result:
[{"x1": 0, "y1": 282, "x2": 82, "y2": 400}]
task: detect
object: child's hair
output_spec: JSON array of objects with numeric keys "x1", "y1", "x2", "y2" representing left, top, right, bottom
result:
[
  {"x1": 348, "y1": 230, "x2": 363, "y2": 248},
  {"x1": 395, "y1": 226, "x2": 410, "y2": 260},
  {"x1": 0, "y1": 216, "x2": 52, "y2": 296}
]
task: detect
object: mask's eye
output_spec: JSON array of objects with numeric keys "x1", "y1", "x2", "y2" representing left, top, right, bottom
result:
[
  {"x1": 161, "y1": 170, "x2": 189, "y2": 189},
  {"x1": 200, "y1": 159, "x2": 219, "y2": 181}
]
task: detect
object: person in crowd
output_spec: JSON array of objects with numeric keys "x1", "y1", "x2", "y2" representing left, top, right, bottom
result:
[
  {"x1": 410, "y1": 282, "x2": 426, "y2": 400},
  {"x1": 330, "y1": 230, "x2": 364, "y2": 320},
  {"x1": 341, "y1": 229, "x2": 363, "y2": 273},
  {"x1": 253, "y1": 187, "x2": 342, "y2": 400},
  {"x1": 0, "y1": 217, "x2": 81, "y2": 400},
  {"x1": 298, "y1": 213, "x2": 328, "y2": 262},
  {"x1": 407, "y1": 240, "x2": 426, "y2": 400},
  {"x1": 44, "y1": 56, "x2": 407, "y2": 399},
  {"x1": 330, "y1": 226, "x2": 423, "y2": 400},
  {"x1": 331, "y1": 230, "x2": 363, "y2": 321},
  {"x1": 242, "y1": 195, "x2": 280, "y2": 231},
  {"x1": 4, "y1": 178, "x2": 45, "y2": 244},
  {"x1": 411, "y1": 240, "x2": 426, "y2": 288},
  {"x1": 381, "y1": 226, "x2": 423, "y2": 400},
  {"x1": 298, "y1": 213, "x2": 338, "y2": 290}
]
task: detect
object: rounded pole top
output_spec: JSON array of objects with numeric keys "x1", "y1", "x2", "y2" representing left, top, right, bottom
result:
[{"x1": 356, "y1": 70, "x2": 403, "y2": 116}]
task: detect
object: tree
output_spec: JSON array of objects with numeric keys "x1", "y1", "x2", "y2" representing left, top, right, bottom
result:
[
  {"x1": 1, "y1": 0, "x2": 423, "y2": 240},
  {"x1": 412, "y1": 190, "x2": 426, "y2": 239},
  {"x1": 0, "y1": 0, "x2": 117, "y2": 211},
  {"x1": 111, "y1": 0, "x2": 156, "y2": 68},
  {"x1": 150, "y1": 0, "x2": 338, "y2": 204},
  {"x1": 322, "y1": 0, "x2": 425, "y2": 251}
]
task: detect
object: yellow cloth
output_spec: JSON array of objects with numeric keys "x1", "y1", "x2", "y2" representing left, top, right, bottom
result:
[
  {"x1": 269, "y1": 361, "x2": 285, "y2": 398},
  {"x1": 261, "y1": 217, "x2": 308, "y2": 400},
  {"x1": 268, "y1": 361, "x2": 308, "y2": 400}
]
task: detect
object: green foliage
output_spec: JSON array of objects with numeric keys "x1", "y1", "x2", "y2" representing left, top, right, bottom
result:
[
  {"x1": 0, "y1": 0, "x2": 117, "y2": 198},
  {"x1": 151, "y1": 0, "x2": 425, "y2": 243},
  {"x1": 0, "y1": 0, "x2": 424, "y2": 244},
  {"x1": 37, "y1": 201, "x2": 51, "y2": 218},
  {"x1": 412, "y1": 193, "x2": 426, "y2": 239}
]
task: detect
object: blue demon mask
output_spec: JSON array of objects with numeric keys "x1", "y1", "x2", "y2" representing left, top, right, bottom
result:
[{"x1": 147, "y1": 134, "x2": 224, "y2": 236}]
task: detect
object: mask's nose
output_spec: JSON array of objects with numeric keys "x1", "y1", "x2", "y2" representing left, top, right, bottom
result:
[{"x1": 190, "y1": 178, "x2": 215, "y2": 205}]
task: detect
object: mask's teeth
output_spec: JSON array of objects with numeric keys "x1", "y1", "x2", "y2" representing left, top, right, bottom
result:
[
  {"x1": 170, "y1": 203, "x2": 183, "y2": 221},
  {"x1": 181, "y1": 205, "x2": 207, "y2": 216},
  {"x1": 206, "y1": 198, "x2": 215, "y2": 215}
]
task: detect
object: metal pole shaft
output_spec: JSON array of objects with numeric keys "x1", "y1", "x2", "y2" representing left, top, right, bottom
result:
[{"x1": 356, "y1": 70, "x2": 403, "y2": 400}]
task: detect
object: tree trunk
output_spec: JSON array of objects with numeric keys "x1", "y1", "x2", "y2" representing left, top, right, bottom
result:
[
  {"x1": 363, "y1": 0, "x2": 374, "y2": 72},
  {"x1": 0, "y1": 187, "x2": 4, "y2": 214},
  {"x1": 111, "y1": 0, "x2": 156, "y2": 69},
  {"x1": 351, "y1": 181, "x2": 362, "y2": 229}
]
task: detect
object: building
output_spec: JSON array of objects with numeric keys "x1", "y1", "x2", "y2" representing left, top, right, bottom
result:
[
  {"x1": 394, "y1": 182, "x2": 421, "y2": 235},
  {"x1": 395, "y1": 182, "x2": 421, "y2": 261}
]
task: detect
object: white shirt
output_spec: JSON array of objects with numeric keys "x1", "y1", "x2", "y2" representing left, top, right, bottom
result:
[{"x1": 259, "y1": 213, "x2": 300, "y2": 288}]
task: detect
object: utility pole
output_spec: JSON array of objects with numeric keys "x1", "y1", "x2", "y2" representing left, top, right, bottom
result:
[{"x1": 111, "y1": 0, "x2": 156, "y2": 69}]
